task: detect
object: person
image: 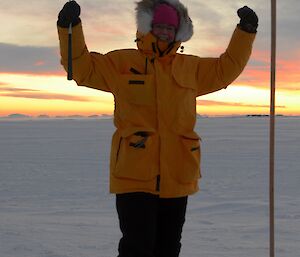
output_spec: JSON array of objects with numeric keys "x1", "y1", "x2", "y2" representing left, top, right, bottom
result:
[{"x1": 57, "y1": 1, "x2": 258, "y2": 256}]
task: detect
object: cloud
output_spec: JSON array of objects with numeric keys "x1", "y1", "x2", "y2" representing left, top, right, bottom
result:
[
  {"x1": 0, "y1": 43, "x2": 62, "y2": 75},
  {"x1": 197, "y1": 100, "x2": 286, "y2": 109},
  {"x1": 0, "y1": 87, "x2": 92, "y2": 102},
  {"x1": 0, "y1": 87, "x2": 39, "y2": 92}
]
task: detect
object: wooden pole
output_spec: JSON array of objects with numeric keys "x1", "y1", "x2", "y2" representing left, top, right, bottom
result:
[{"x1": 270, "y1": 0, "x2": 276, "y2": 257}]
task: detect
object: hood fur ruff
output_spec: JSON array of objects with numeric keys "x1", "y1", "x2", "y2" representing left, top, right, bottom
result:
[{"x1": 135, "y1": 0, "x2": 193, "y2": 42}]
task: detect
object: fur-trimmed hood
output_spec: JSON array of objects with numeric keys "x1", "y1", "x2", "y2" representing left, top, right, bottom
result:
[{"x1": 135, "y1": 0, "x2": 193, "y2": 42}]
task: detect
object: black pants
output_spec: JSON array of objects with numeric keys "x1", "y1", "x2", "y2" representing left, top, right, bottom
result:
[{"x1": 116, "y1": 192, "x2": 188, "y2": 257}]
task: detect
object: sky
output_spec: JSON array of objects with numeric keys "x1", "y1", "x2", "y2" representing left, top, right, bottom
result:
[{"x1": 0, "y1": 0, "x2": 299, "y2": 117}]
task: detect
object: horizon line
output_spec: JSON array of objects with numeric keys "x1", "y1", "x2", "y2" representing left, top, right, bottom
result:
[{"x1": 0, "y1": 113, "x2": 298, "y2": 120}]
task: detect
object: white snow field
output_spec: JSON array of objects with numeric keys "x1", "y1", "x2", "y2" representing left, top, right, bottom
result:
[{"x1": 0, "y1": 117, "x2": 299, "y2": 257}]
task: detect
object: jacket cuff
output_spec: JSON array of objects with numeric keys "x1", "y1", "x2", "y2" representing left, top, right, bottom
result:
[
  {"x1": 57, "y1": 22, "x2": 87, "y2": 61},
  {"x1": 57, "y1": 18, "x2": 81, "y2": 28}
]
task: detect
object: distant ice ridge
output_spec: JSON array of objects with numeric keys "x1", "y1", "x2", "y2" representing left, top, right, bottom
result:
[{"x1": 0, "y1": 113, "x2": 113, "y2": 120}]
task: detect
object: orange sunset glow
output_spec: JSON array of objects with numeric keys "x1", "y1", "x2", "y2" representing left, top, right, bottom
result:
[{"x1": 0, "y1": 1, "x2": 299, "y2": 117}]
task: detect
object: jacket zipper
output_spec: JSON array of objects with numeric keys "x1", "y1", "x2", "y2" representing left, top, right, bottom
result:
[
  {"x1": 156, "y1": 175, "x2": 161, "y2": 192},
  {"x1": 153, "y1": 59, "x2": 161, "y2": 193}
]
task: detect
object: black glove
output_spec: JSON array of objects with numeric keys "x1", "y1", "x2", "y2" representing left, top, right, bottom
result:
[
  {"x1": 237, "y1": 6, "x2": 258, "y2": 33},
  {"x1": 57, "y1": 1, "x2": 81, "y2": 28}
]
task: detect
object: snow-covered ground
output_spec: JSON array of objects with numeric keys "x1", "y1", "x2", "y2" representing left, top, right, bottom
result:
[{"x1": 0, "y1": 117, "x2": 299, "y2": 257}]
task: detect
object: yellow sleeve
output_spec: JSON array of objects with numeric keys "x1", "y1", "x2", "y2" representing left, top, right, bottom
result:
[
  {"x1": 57, "y1": 23, "x2": 116, "y2": 93},
  {"x1": 196, "y1": 27, "x2": 256, "y2": 96}
]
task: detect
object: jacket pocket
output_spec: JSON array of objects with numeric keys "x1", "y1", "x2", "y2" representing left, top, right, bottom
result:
[
  {"x1": 113, "y1": 129, "x2": 159, "y2": 181},
  {"x1": 117, "y1": 74, "x2": 155, "y2": 106},
  {"x1": 178, "y1": 132, "x2": 201, "y2": 183}
]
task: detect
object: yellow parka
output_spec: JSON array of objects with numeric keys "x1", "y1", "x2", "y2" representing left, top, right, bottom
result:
[{"x1": 58, "y1": 19, "x2": 255, "y2": 198}]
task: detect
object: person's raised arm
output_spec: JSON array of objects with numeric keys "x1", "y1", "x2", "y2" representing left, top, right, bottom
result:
[
  {"x1": 57, "y1": 1, "x2": 116, "y2": 93},
  {"x1": 196, "y1": 6, "x2": 258, "y2": 96}
]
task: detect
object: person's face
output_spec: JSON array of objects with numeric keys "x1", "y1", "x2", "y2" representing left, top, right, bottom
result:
[{"x1": 152, "y1": 23, "x2": 176, "y2": 43}]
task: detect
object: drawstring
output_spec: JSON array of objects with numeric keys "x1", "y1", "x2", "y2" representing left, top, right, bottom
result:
[
  {"x1": 165, "y1": 42, "x2": 175, "y2": 55},
  {"x1": 145, "y1": 58, "x2": 148, "y2": 74},
  {"x1": 151, "y1": 42, "x2": 157, "y2": 63},
  {"x1": 152, "y1": 42, "x2": 157, "y2": 53},
  {"x1": 149, "y1": 40, "x2": 178, "y2": 62},
  {"x1": 155, "y1": 39, "x2": 176, "y2": 57},
  {"x1": 156, "y1": 39, "x2": 165, "y2": 57}
]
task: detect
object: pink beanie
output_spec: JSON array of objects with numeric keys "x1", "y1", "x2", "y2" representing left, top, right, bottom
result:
[{"x1": 152, "y1": 3, "x2": 179, "y2": 29}]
